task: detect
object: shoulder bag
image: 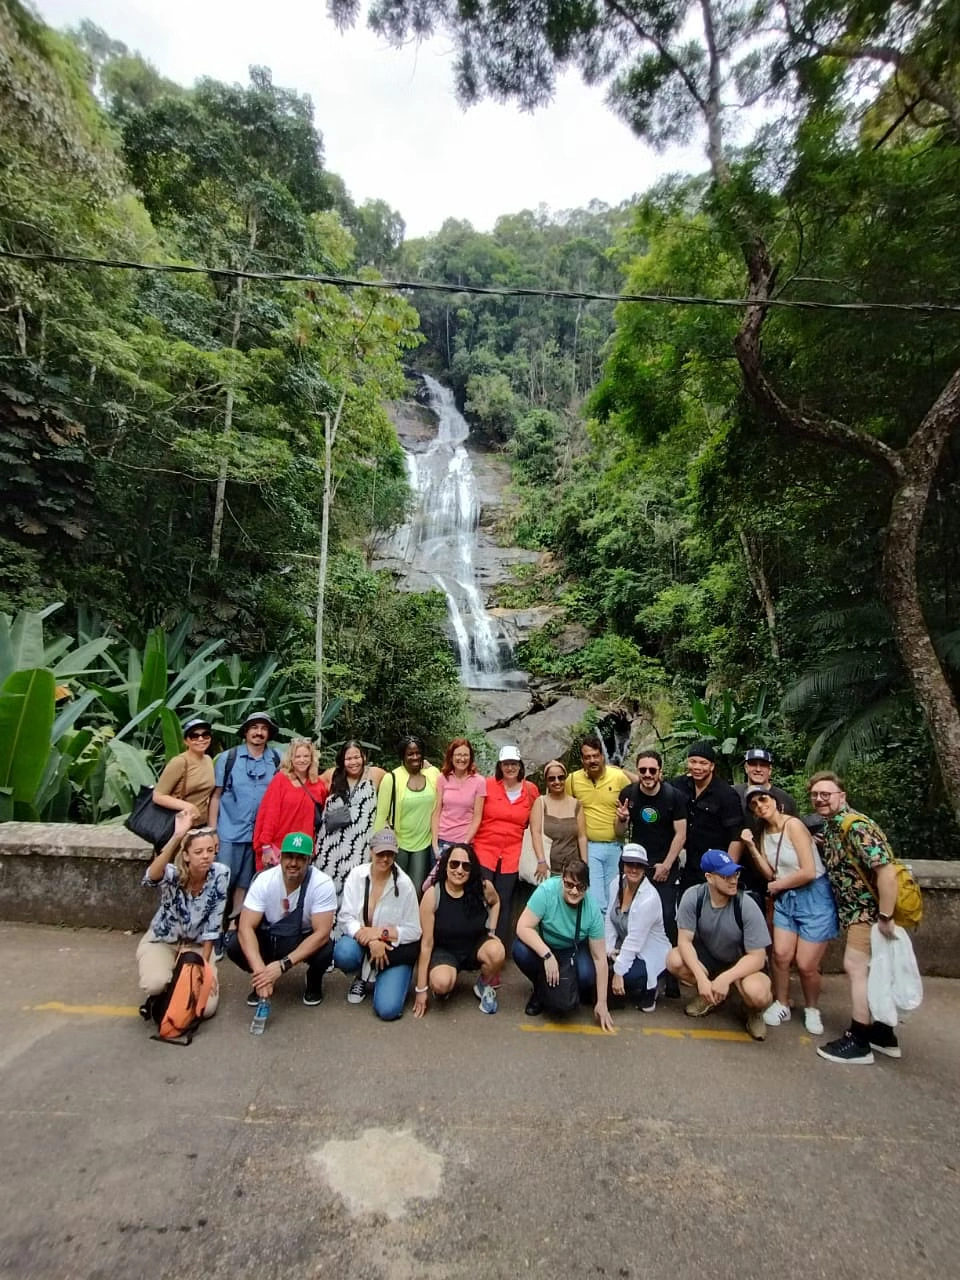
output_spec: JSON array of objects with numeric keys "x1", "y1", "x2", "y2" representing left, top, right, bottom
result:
[
  {"x1": 519, "y1": 790, "x2": 554, "y2": 885},
  {"x1": 536, "y1": 899, "x2": 583, "y2": 1015},
  {"x1": 126, "y1": 758, "x2": 186, "y2": 849}
]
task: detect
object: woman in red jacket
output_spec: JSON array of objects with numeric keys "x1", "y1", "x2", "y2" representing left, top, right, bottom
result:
[
  {"x1": 252, "y1": 739, "x2": 328, "y2": 871},
  {"x1": 472, "y1": 745, "x2": 538, "y2": 944}
]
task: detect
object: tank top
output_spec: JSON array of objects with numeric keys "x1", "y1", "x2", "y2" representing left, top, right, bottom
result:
[
  {"x1": 764, "y1": 824, "x2": 826, "y2": 878},
  {"x1": 434, "y1": 881, "x2": 487, "y2": 958},
  {"x1": 542, "y1": 802, "x2": 580, "y2": 874}
]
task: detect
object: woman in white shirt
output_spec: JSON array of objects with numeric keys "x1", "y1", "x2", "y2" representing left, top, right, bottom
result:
[
  {"x1": 605, "y1": 843, "x2": 670, "y2": 1013},
  {"x1": 333, "y1": 827, "x2": 422, "y2": 1020}
]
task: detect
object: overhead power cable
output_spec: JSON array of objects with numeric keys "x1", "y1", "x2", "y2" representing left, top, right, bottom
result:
[{"x1": 1, "y1": 247, "x2": 959, "y2": 315}]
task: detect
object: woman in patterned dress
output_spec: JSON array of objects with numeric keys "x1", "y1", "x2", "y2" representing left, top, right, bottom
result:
[{"x1": 317, "y1": 741, "x2": 385, "y2": 926}]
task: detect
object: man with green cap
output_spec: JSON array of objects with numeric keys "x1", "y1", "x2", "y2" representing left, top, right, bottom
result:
[{"x1": 227, "y1": 831, "x2": 336, "y2": 1006}]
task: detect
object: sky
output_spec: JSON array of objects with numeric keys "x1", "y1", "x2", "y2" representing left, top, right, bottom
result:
[{"x1": 37, "y1": 0, "x2": 709, "y2": 238}]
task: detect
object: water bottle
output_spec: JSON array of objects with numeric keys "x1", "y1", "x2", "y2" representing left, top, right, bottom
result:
[{"x1": 249, "y1": 997, "x2": 271, "y2": 1035}]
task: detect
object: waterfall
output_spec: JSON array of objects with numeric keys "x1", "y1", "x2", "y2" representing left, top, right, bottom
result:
[{"x1": 381, "y1": 375, "x2": 524, "y2": 690}]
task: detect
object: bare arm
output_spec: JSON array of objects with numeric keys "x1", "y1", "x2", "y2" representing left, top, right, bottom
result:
[
  {"x1": 465, "y1": 792, "x2": 485, "y2": 845},
  {"x1": 677, "y1": 927, "x2": 714, "y2": 999},
  {"x1": 207, "y1": 786, "x2": 222, "y2": 831},
  {"x1": 589, "y1": 935, "x2": 614, "y2": 1031},
  {"x1": 529, "y1": 796, "x2": 548, "y2": 878},
  {"x1": 768, "y1": 819, "x2": 816, "y2": 893},
  {"x1": 654, "y1": 818, "x2": 687, "y2": 882},
  {"x1": 430, "y1": 788, "x2": 443, "y2": 851},
  {"x1": 576, "y1": 803, "x2": 587, "y2": 861},
  {"x1": 413, "y1": 891, "x2": 437, "y2": 1017},
  {"x1": 145, "y1": 810, "x2": 194, "y2": 881}
]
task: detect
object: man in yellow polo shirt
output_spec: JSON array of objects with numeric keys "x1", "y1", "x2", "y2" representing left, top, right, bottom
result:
[{"x1": 566, "y1": 734, "x2": 632, "y2": 907}]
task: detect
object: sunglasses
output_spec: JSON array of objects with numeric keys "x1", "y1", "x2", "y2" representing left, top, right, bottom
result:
[
  {"x1": 185, "y1": 826, "x2": 216, "y2": 837},
  {"x1": 637, "y1": 766, "x2": 659, "y2": 775},
  {"x1": 545, "y1": 773, "x2": 566, "y2": 783},
  {"x1": 447, "y1": 859, "x2": 470, "y2": 870},
  {"x1": 186, "y1": 731, "x2": 211, "y2": 740},
  {"x1": 561, "y1": 879, "x2": 586, "y2": 893}
]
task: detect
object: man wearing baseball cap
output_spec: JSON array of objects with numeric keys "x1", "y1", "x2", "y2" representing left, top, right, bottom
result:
[
  {"x1": 666, "y1": 848, "x2": 773, "y2": 1039},
  {"x1": 208, "y1": 712, "x2": 281, "y2": 940},
  {"x1": 227, "y1": 830, "x2": 336, "y2": 1007}
]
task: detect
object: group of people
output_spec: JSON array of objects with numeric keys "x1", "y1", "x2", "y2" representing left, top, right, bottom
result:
[{"x1": 137, "y1": 719, "x2": 907, "y2": 1065}]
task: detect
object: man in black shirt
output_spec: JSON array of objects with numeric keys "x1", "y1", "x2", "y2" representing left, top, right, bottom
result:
[
  {"x1": 670, "y1": 741, "x2": 743, "y2": 895},
  {"x1": 615, "y1": 748, "x2": 686, "y2": 938},
  {"x1": 734, "y1": 747, "x2": 798, "y2": 907}
]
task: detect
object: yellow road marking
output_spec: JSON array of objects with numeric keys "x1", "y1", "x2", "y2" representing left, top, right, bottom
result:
[
  {"x1": 520, "y1": 1021, "x2": 751, "y2": 1042},
  {"x1": 27, "y1": 1001, "x2": 141, "y2": 1018}
]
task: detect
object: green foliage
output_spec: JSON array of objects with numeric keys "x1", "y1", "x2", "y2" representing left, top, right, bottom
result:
[{"x1": 670, "y1": 689, "x2": 781, "y2": 779}]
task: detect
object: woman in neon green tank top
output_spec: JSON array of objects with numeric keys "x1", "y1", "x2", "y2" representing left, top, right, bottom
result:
[{"x1": 373, "y1": 736, "x2": 440, "y2": 894}]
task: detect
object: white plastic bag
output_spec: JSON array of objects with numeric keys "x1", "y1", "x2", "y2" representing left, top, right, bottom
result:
[{"x1": 867, "y1": 924, "x2": 923, "y2": 1026}]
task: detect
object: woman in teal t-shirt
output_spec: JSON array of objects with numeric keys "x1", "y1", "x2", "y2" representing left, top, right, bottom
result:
[
  {"x1": 512, "y1": 858, "x2": 614, "y2": 1030},
  {"x1": 373, "y1": 736, "x2": 440, "y2": 893}
]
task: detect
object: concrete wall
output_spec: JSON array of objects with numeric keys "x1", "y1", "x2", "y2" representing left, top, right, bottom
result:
[{"x1": 0, "y1": 825, "x2": 958, "y2": 976}]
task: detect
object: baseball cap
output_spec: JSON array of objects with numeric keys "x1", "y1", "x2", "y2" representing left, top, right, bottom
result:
[
  {"x1": 498, "y1": 745, "x2": 522, "y2": 763},
  {"x1": 280, "y1": 831, "x2": 313, "y2": 857},
  {"x1": 745, "y1": 784, "x2": 774, "y2": 801},
  {"x1": 370, "y1": 828, "x2": 399, "y2": 854},
  {"x1": 700, "y1": 849, "x2": 743, "y2": 877},
  {"x1": 686, "y1": 740, "x2": 716, "y2": 762},
  {"x1": 621, "y1": 843, "x2": 651, "y2": 867},
  {"x1": 744, "y1": 747, "x2": 773, "y2": 764}
]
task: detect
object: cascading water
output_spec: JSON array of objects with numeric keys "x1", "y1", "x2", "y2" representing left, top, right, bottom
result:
[{"x1": 380, "y1": 375, "x2": 525, "y2": 690}]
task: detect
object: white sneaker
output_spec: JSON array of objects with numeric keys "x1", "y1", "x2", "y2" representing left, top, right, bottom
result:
[
  {"x1": 762, "y1": 999, "x2": 792, "y2": 1027},
  {"x1": 804, "y1": 1007, "x2": 824, "y2": 1035}
]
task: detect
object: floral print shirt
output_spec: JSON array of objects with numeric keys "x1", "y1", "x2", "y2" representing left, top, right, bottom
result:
[
  {"x1": 821, "y1": 807, "x2": 894, "y2": 928},
  {"x1": 143, "y1": 862, "x2": 229, "y2": 943}
]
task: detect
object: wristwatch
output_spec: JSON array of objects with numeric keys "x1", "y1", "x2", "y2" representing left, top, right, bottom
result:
[
  {"x1": 279, "y1": 956, "x2": 293, "y2": 974},
  {"x1": 542, "y1": 950, "x2": 553, "y2": 961},
  {"x1": 380, "y1": 928, "x2": 391, "y2": 942}
]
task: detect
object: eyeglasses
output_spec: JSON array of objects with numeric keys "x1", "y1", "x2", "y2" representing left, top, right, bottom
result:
[
  {"x1": 447, "y1": 859, "x2": 470, "y2": 870},
  {"x1": 637, "y1": 767, "x2": 659, "y2": 775},
  {"x1": 810, "y1": 790, "x2": 840, "y2": 799},
  {"x1": 561, "y1": 879, "x2": 586, "y2": 893}
]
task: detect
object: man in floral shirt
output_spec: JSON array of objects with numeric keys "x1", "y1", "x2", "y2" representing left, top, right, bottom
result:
[{"x1": 808, "y1": 772, "x2": 900, "y2": 1065}]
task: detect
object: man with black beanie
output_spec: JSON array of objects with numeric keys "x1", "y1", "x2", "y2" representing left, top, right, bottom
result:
[{"x1": 670, "y1": 741, "x2": 743, "y2": 895}]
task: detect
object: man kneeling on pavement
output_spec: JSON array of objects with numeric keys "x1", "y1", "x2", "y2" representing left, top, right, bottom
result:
[
  {"x1": 666, "y1": 848, "x2": 773, "y2": 1040},
  {"x1": 226, "y1": 830, "x2": 335, "y2": 1007}
]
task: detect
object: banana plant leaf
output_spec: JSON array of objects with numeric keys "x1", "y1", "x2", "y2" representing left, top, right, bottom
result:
[{"x1": 0, "y1": 667, "x2": 56, "y2": 806}]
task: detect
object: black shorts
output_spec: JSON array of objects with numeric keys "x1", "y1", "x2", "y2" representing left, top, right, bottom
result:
[
  {"x1": 429, "y1": 945, "x2": 483, "y2": 974},
  {"x1": 693, "y1": 939, "x2": 746, "y2": 980}
]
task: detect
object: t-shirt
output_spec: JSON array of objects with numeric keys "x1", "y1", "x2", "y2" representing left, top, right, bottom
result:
[
  {"x1": 618, "y1": 780, "x2": 685, "y2": 862},
  {"x1": 213, "y1": 745, "x2": 279, "y2": 842},
  {"x1": 527, "y1": 876, "x2": 604, "y2": 950},
  {"x1": 676, "y1": 884, "x2": 770, "y2": 963},
  {"x1": 243, "y1": 864, "x2": 337, "y2": 926},
  {"x1": 669, "y1": 774, "x2": 743, "y2": 871},
  {"x1": 566, "y1": 765, "x2": 632, "y2": 842},
  {"x1": 155, "y1": 751, "x2": 216, "y2": 825},
  {"x1": 435, "y1": 772, "x2": 487, "y2": 842}
]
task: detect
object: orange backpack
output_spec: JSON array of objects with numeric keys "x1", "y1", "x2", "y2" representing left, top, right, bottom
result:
[{"x1": 150, "y1": 951, "x2": 216, "y2": 1045}]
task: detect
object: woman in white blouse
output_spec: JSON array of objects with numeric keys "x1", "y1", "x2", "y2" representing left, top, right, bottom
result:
[
  {"x1": 605, "y1": 843, "x2": 670, "y2": 1013},
  {"x1": 333, "y1": 827, "x2": 422, "y2": 1020}
]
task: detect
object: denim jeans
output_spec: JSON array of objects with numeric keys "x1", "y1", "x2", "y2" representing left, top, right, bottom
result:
[
  {"x1": 333, "y1": 935, "x2": 413, "y2": 1022},
  {"x1": 587, "y1": 840, "x2": 622, "y2": 910},
  {"x1": 512, "y1": 938, "x2": 597, "y2": 1002},
  {"x1": 608, "y1": 955, "x2": 652, "y2": 1005}
]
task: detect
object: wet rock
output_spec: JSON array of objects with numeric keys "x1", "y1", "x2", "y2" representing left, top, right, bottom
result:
[
  {"x1": 467, "y1": 690, "x2": 534, "y2": 732},
  {"x1": 487, "y1": 696, "x2": 592, "y2": 766}
]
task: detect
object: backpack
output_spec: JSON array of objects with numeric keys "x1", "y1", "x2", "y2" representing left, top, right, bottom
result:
[
  {"x1": 839, "y1": 812, "x2": 923, "y2": 930},
  {"x1": 143, "y1": 950, "x2": 216, "y2": 1045},
  {"x1": 694, "y1": 883, "x2": 744, "y2": 934},
  {"x1": 221, "y1": 746, "x2": 281, "y2": 793}
]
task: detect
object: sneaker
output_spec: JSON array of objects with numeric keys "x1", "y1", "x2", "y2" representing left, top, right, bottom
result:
[
  {"x1": 303, "y1": 984, "x2": 324, "y2": 1007},
  {"x1": 868, "y1": 1023, "x2": 902, "y2": 1059},
  {"x1": 762, "y1": 999, "x2": 792, "y2": 1027},
  {"x1": 803, "y1": 1007, "x2": 824, "y2": 1036},
  {"x1": 245, "y1": 989, "x2": 259, "y2": 1007},
  {"x1": 816, "y1": 1030, "x2": 875, "y2": 1064},
  {"x1": 684, "y1": 994, "x2": 718, "y2": 1017},
  {"x1": 473, "y1": 977, "x2": 485, "y2": 1001},
  {"x1": 637, "y1": 990, "x2": 657, "y2": 1014},
  {"x1": 346, "y1": 978, "x2": 367, "y2": 1005},
  {"x1": 524, "y1": 994, "x2": 544, "y2": 1017},
  {"x1": 478, "y1": 984, "x2": 498, "y2": 1015},
  {"x1": 745, "y1": 1010, "x2": 767, "y2": 1041}
]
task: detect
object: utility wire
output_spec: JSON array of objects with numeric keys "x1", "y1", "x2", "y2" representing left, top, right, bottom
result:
[{"x1": 2, "y1": 247, "x2": 959, "y2": 315}]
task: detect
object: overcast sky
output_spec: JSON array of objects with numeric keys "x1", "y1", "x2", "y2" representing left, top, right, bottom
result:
[{"x1": 37, "y1": 0, "x2": 708, "y2": 238}]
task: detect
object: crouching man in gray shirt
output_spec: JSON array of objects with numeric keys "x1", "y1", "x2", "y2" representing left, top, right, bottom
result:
[{"x1": 666, "y1": 848, "x2": 773, "y2": 1040}]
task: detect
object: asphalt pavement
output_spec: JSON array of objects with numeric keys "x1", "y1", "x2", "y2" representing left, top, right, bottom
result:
[{"x1": 1, "y1": 923, "x2": 957, "y2": 1280}]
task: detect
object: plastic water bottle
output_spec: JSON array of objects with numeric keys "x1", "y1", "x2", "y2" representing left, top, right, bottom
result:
[{"x1": 250, "y1": 997, "x2": 271, "y2": 1035}]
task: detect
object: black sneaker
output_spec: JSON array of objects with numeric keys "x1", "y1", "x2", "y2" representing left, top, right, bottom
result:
[
  {"x1": 636, "y1": 990, "x2": 657, "y2": 1014},
  {"x1": 245, "y1": 989, "x2": 259, "y2": 1007},
  {"x1": 868, "y1": 1022, "x2": 902, "y2": 1059},
  {"x1": 303, "y1": 982, "x2": 324, "y2": 1007},
  {"x1": 816, "y1": 1030, "x2": 875, "y2": 1065},
  {"x1": 524, "y1": 995, "x2": 544, "y2": 1017}
]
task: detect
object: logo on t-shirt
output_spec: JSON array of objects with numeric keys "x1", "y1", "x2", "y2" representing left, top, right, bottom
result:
[{"x1": 640, "y1": 806, "x2": 660, "y2": 825}]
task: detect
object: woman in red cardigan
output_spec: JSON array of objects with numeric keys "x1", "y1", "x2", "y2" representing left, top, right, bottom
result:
[
  {"x1": 471, "y1": 745, "x2": 538, "y2": 945},
  {"x1": 252, "y1": 739, "x2": 328, "y2": 871}
]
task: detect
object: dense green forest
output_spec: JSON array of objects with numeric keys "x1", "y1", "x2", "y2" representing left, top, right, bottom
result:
[{"x1": 3, "y1": 0, "x2": 960, "y2": 856}]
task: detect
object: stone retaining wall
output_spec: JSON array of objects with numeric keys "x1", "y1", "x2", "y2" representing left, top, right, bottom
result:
[{"x1": 0, "y1": 824, "x2": 958, "y2": 976}]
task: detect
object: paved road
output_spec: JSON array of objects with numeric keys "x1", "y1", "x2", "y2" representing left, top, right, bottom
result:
[{"x1": 1, "y1": 924, "x2": 957, "y2": 1280}]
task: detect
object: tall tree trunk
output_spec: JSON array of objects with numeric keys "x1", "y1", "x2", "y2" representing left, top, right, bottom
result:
[
  {"x1": 315, "y1": 389, "x2": 347, "y2": 741},
  {"x1": 738, "y1": 529, "x2": 780, "y2": 660},
  {"x1": 210, "y1": 209, "x2": 257, "y2": 570}
]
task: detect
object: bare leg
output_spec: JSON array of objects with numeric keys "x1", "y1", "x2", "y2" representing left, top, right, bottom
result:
[
  {"x1": 771, "y1": 928, "x2": 798, "y2": 1006},
  {"x1": 795, "y1": 938, "x2": 829, "y2": 1010}
]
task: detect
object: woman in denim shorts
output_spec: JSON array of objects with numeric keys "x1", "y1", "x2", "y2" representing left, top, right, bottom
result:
[{"x1": 741, "y1": 785, "x2": 838, "y2": 1035}]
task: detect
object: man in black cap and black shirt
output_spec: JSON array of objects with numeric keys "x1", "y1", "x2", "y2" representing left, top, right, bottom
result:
[
  {"x1": 670, "y1": 741, "x2": 743, "y2": 896},
  {"x1": 734, "y1": 748, "x2": 797, "y2": 909}
]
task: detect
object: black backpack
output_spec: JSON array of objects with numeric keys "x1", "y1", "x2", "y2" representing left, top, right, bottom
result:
[{"x1": 221, "y1": 745, "x2": 281, "y2": 792}]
